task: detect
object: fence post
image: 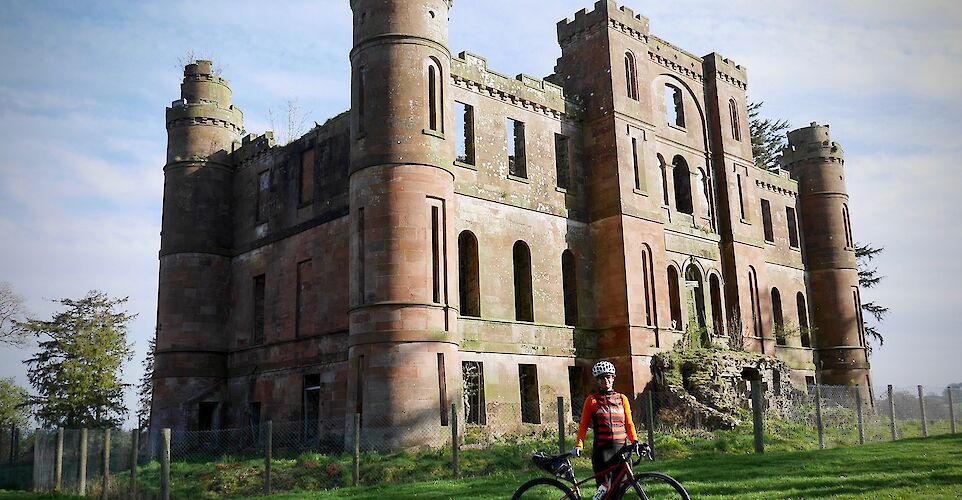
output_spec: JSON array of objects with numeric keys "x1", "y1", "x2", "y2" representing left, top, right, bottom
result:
[
  {"x1": 160, "y1": 428, "x2": 170, "y2": 500},
  {"x1": 815, "y1": 384, "x2": 824, "y2": 450},
  {"x1": 79, "y1": 428, "x2": 88, "y2": 496},
  {"x1": 557, "y1": 396, "x2": 565, "y2": 455},
  {"x1": 917, "y1": 385, "x2": 928, "y2": 437},
  {"x1": 32, "y1": 428, "x2": 41, "y2": 493},
  {"x1": 101, "y1": 428, "x2": 111, "y2": 500},
  {"x1": 352, "y1": 413, "x2": 360, "y2": 487},
  {"x1": 55, "y1": 427, "x2": 63, "y2": 492},
  {"x1": 854, "y1": 385, "x2": 865, "y2": 445},
  {"x1": 129, "y1": 428, "x2": 139, "y2": 499},
  {"x1": 887, "y1": 385, "x2": 898, "y2": 440},
  {"x1": 645, "y1": 391, "x2": 655, "y2": 455},
  {"x1": 451, "y1": 402, "x2": 460, "y2": 478},
  {"x1": 750, "y1": 378, "x2": 764, "y2": 454},
  {"x1": 949, "y1": 387, "x2": 957, "y2": 434},
  {"x1": 264, "y1": 420, "x2": 272, "y2": 496}
]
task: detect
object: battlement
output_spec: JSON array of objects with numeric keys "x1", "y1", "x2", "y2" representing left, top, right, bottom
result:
[
  {"x1": 451, "y1": 51, "x2": 577, "y2": 118},
  {"x1": 703, "y1": 52, "x2": 748, "y2": 91},
  {"x1": 557, "y1": 0, "x2": 649, "y2": 49},
  {"x1": 779, "y1": 122, "x2": 845, "y2": 167},
  {"x1": 648, "y1": 35, "x2": 704, "y2": 83},
  {"x1": 232, "y1": 132, "x2": 277, "y2": 166}
]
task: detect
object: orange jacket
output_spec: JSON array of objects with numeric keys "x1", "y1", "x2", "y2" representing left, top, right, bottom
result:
[{"x1": 575, "y1": 391, "x2": 638, "y2": 449}]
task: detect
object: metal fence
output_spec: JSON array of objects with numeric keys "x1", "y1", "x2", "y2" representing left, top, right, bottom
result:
[{"x1": 3, "y1": 384, "x2": 958, "y2": 498}]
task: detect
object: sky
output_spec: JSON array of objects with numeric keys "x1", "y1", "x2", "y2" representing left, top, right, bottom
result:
[{"x1": 1, "y1": 0, "x2": 960, "y2": 427}]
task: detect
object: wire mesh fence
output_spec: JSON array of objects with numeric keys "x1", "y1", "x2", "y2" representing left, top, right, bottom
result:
[{"x1": 3, "y1": 384, "x2": 959, "y2": 498}]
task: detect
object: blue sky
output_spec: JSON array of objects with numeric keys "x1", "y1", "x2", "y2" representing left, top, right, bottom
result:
[{"x1": 1, "y1": 0, "x2": 960, "y2": 426}]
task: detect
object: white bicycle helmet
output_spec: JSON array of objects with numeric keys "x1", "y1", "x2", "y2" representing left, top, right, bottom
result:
[{"x1": 592, "y1": 360, "x2": 616, "y2": 378}]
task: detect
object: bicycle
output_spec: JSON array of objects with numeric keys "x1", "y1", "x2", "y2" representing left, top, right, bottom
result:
[{"x1": 511, "y1": 442, "x2": 689, "y2": 499}]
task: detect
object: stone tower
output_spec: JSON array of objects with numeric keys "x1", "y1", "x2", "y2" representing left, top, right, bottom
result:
[
  {"x1": 780, "y1": 124, "x2": 870, "y2": 389},
  {"x1": 153, "y1": 61, "x2": 243, "y2": 430},
  {"x1": 347, "y1": 0, "x2": 461, "y2": 447}
]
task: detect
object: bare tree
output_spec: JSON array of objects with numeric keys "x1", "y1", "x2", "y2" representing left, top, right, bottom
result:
[
  {"x1": 268, "y1": 99, "x2": 310, "y2": 145},
  {"x1": 0, "y1": 281, "x2": 28, "y2": 347}
]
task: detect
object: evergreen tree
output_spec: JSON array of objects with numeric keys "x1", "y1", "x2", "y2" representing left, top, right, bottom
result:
[
  {"x1": 0, "y1": 281, "x2": 29, "y2": 347},
  {"x1": 136, "y1": 337, "x2": 155, "y2": 430},
  {"x1": 0, "y1": 378, "x2": 30, "y2": 428},
  {"x1": 748, "y1": 101, "x2": 790, "y2": 170},
  {"x1": 855, "y1": 242, "x2": 888, "y2": 350},
  {"x1": 23, "y1": 291, "x2": 136, "y2": 428}
]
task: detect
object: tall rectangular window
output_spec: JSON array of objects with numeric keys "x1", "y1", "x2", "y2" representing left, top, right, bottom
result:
[
  {"x1": 454, "y1": 102, "x2": 475, "y2": 165},
  {"x1": 554, "y1": 134, "x2": 569, "y2": 190},
  {"x1": 761, "y1": 199, "x2": 774, "y2": 242},
  {"x1": 507, "y1": 118, "x2": 526, "y2": 178},
  {"x1": 462, "y1": 361, "x2": 486, "y2": 425},
  {"x1": 256, "y1": 171, "x2": 270, "y2": 223},
  {"x1": 249, "y1": 402, "x2": 261, "y2": 436},
  {"x1": 296, "y1": 259, "x2": 313, "y2": 338},
  {"x1": 786, "y1": 207, "x2": 800, "y2": 248},
  {"x1": 519, "y1": 364, "x2": 540, "y2": 424},
  {"x1": 438, "y1": 353, "x2": 449, "y2": 426},
  {"x1": 853, "y1": 287, "x2": 866, "y2": 347},
  {"x1": 299, "y1": 147, "x2": 315, "y2": 205},
  {"x1": 303, "y1": 374, "x2": 320, "y2": 438},
  {"x1": 428, "y1": 198, "x2": 447, "y2": 310},
  {"x1": 252, "y1": 275, "x2": 266, "y2": 345},
  {"x1": 631, "y1": 136, "x2": 642, "y2": 191},
  {"x1": 736, "y1": 172, "x2": 747, "y2": 220}
]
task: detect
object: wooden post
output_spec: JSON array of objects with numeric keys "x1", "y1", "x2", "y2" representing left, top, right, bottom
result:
[
  {"x1": 888, "y1": 385, "x2": 898, "y2": 440},
  {"x1": 352, "y1": 413, "x2": 360, "y2": 487},
  {"x1": 918, "y1": 385, "x2": 928, "y2": 437},
  {"x1": 645, "y1": 391, "x2": 655, "y2": 455},
  {"x1": 750, "y1": 379, "x2": 764, "y2": 454},
  {"x1": 129, "y1": 428, "x2": 139, "y2": 499},
  {"x1": 854, "y1": 385, "x2": 865, "y2": 445},
  {"x1": 101, "y1": 428, "x2": 111, "y2": 500},
  {"x1": 55, "y1": 427, "x2": 64, "y2": 492},
  {"x1": 815, "y1": 384, "x2": 824, "y2": 450},
  {"x1": 79, "y1": 428, "x2": 88, "y2": 496},
  {"x1": 264, "y1": 420, "x2": 272, "y2": 496},
  {"x1": 557, "y1": 396, "x2": 565, "y2": 455},
  {"x1": 160, "y1": 428, "x2": 170, "y2": 500},
  {"x1": 451, "y1": 402, "x2": 460, "y2": 478},
  {"x1": 948, "y1": 387, "x2": 957, "y2": 434}
]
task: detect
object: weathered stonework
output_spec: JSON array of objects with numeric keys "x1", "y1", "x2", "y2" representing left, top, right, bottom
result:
[{"x1": 152, "y1": 0, "x2": 871, "y2": 448}]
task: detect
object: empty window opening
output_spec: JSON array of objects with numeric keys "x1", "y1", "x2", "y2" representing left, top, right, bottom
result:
[
  {"x1": 625, "y1": 52, "x2": 639, "y2": 100},
  {"x1": 507, "y1": 118, "x2": 527, "y2": 178},
  {"x1": 736, "y1": 172, "x2": 747, "y2": 220},
  {"x1": 252, "y1": 275, "x2": 266, "y2": 345},
  {"x1": 356, "y1": 207, "x2": 365, "y2": 304},
  {"x1": 772, "y1": 288, "x2": 785, "y2": 346},
  {"x1": 667, "y1": 266, "x2": 682, "y2": 330},
  {"x1": 431, "y1": 205, "x2": 442, "y2": 304},
  {"x1": 303, "y1": 374, "x2": 320, "y2": 438},
  {"x1": 198, "y1": 402, "x2": 220, "y2": 432},
  {"x1": 256, "y1": 170, "x2": 270, "y2": 223},
  {"x1": 455, "y1": 102, "x2": 475, "y2": 164},
  {"x1": 853, "y1": 287, "x2": 866, "y2": 347},
  {"x1": 299, "y1": 147, "x2": 315, "y2": 205},
  {"x1": 665, "y1": 84, "x2": 685, "y2": 127},
  {"x1": 296, "y1": 259, "x2": 313, "y2": 338},
  {"x1": 562, "y1": 250, "x2": 579, "y2": 326},
  {"x1": 568, "y1": 366, "x2": 584, "y2": 421},
  {"x1": 462, "y1": 361, "x2": 486, "y2": 425},
  {"x1": 513, "y1": 241, "x2": 534, "y2": 322},
  {"x1": 555, "y1": 134, "x2": 570, "y2": 190},
  {"x1": 519, "y1": 364, "x2": 541, "y2": 424},
  {"x1": 709, "y1": 274, "x2": 724, "y2": 339},
  {"x1": 698, "y1": 168, "x2": 711, "y2": 218},
  {"x1": 438, "y1": 353, "x2": 449, "y2": 426},
  {"x1": 641, "y1": 246, "x2": 654, "y2": 328},
  {"x1": 786, "y1": 207, "x2": 800, "y2": 248},
  {"x1": 248, "y1": 402, "x2": 261, "y2": 436},
  {"x1": 631, "y1": 136, "x2": 641, "y2": 191},
  {"x1": 842, "y1": 204, "x2": 854, "y2": 248},
  {"x1": 427, "y1": 59, "x2": 443, "y2": 132},
  {"x1": 672, "y1": 156, "x2": 694, "y2": 215},
  {"x1": 458, "y1": 231, "x2": 481, "y2": 317},
  {"x1": 729, "y1": 99, "x2": 741, "y2": 141},
  {"x1": 761, "y1": 199, "x2": 774, "y2": 242},
  {"x1": 685, "y1": 264, "x2": 708, "y2": 346},
  {"x1": 658, "y1": 154, "x2": 670, "y2": 206},
  {"x1": 748, "y1": 267, "x2": 763, "y2": 351},
  {"x1": 797, "y1": 292, "x2": 811, "y2": 348}
]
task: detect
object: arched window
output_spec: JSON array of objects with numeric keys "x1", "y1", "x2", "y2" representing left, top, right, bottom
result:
[
  {"x1": 797, "y1": 292, "x2": 811, "y2": 348},
  {"x1": 729, "y1": 99, "x2": 741, "y2": 141},
  {"x1": 624, "y1": 52, "x2": 639, "y2": 100},
  {"x1": 772, "y1": 288, "x2": 785, "y2": 346},
  {"x1": 513, "y1": 241, "x2": 533, "y2": 322},
  {"x1": 641, "y1": 245, "x2": 656, "y2": 328},
  {"x1": 672, "y1": 155, "x2": 693, "y2": 215},
  {"x1": 842, "y1": 204, "x2": 854, "y2": 248},
  {"x1": 458, "y1": 231, "x2": 480, "y2": 317},
  {"x1": 657, "y1": 154, "x2": 670, "y2": 206},
  {"x1": 562, "y1": 250, "x2": 578, "y2": 326},
  {"x1": 685, "y1": 264, "x2": 708, "y2": 347},
  {"x1": 665, "y1": 84, "x2": 685, "y2": 127},
  {"x1": 709, "y1": 274, "x2": 723, "y2": 338},
  {"x1": 427, "y1": 58, "x2": 444, "y2": 133},
  {"x1": 667, "y1": 266, "x2": 682, "y2": 330}
]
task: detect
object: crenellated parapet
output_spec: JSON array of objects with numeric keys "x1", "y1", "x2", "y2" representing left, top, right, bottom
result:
[
  {"x1": 557, "y1": 0, "x2": 649, "y2": 49},
  {"x1": 648, "y1": 35, "x2": 704, "y2": 83},
  {"x1": 451, "y1": 51, "x2": 579, "y2": 119},
  {"x1": 231, "y1": 132, "x2": 277, "y2": 167},
  {"x1": 779, "y1": 123, "x2": 845, "y2": 168},
  {"x1": 703, "y1": 52, "x2": 748, "y2": 91}
]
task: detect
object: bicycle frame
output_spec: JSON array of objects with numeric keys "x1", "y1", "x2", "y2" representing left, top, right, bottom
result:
[{"x1": 568, "y1": 457, "x2": 637, "y2": 499}]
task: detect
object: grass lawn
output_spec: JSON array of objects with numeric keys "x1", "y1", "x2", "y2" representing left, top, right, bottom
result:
[{"x1": 246, "y1": 433, "x2": 962, "y2": 499}]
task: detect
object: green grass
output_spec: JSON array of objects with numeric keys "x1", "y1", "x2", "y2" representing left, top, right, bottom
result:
[{"x1": 245, "y1": 433, "x2": 962, "y2": 499}]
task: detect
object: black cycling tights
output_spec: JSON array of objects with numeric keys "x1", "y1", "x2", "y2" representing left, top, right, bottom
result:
[{"x1": 591, "y1": 441, "x2": 625, "y2": 486}]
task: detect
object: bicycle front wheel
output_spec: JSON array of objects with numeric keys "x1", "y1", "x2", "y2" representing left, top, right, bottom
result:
[
  {"x1": 618, "y1": 472, "x2": 690, "y2": 500},
  {"x1": 511, "y1": 477, "x2": 578, "y2": 500}
]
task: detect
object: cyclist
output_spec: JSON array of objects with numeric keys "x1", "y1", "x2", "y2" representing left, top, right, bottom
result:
[{"x1": 572, "y1": 360, "x2": 640, "y2": 499}]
